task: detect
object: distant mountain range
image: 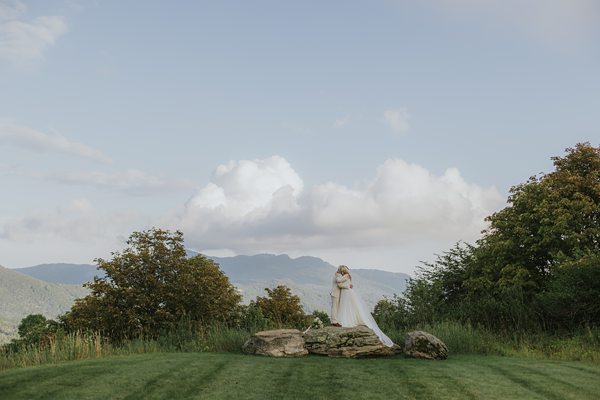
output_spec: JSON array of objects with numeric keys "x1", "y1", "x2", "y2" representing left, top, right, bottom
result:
[
  {"x1": 14, "y1": 263, "x2": 105, "y2": 285},
  {"x1": 207, "y1": 253, "x2": 409, "y2": 313},
  {"x1": 1, "y1": 254, "x2": 409, "y2": 343}
]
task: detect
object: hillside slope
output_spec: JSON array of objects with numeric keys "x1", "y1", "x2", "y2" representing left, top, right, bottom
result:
[{"x1": 0, "y1": 266, "x2": 88, "y2": 343}]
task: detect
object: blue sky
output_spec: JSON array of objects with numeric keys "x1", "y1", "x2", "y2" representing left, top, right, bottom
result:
[{"x1": 1, "y1": 0, "x2": 598, "y2": 273}]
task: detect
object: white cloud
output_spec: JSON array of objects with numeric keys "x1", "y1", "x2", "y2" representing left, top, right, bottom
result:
[
  {"x1": 1, "y1": 159, "x2": 192, "y2": 196},
  {"x1": 185, "y1": 156, "x2": 303, "y2": 219},
  {"x1": 425, "y1": 0, "x2": 600, "y2": 50},
  {"x1": 0, "y1": 1, "x2": 26, "y2": 20},
  {"x1": 169, "y1": 155, "x2": 503, "y2": 256},
  {"x1": 0, "y1": 198, "x2": 140, "y2": 243},
  {"x1": 0, "y1": 0, "x2": 67, "y2": 66},
  {"x1": 0, "y1": 122, "x2": 112, "y2": 163},
  {"x1": 48, "y1": 169, "x2": 195, "y2": 196},
  {"x1": 383, "y1": 108, "x2": 410, "y2": 134},
  {"x1": 0, "y1": 198, "x2": 148, "y2": 266},
  {"x1": 333, "y1": 115, "x2": 352, "y2": 129}
]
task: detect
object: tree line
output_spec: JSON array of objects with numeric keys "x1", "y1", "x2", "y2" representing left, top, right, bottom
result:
[{"x1": 374, "y1": 143, "x2": 600, "y2": 333}]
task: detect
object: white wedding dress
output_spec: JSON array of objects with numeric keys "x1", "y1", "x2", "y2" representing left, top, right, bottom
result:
[{"x1": 337, "y1": 278, "x2": 394, "y2": 347}]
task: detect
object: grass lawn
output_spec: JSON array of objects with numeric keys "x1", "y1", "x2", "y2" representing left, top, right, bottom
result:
[{"x1": 1, "y1": 352, "x2": 599, "y2": 399}]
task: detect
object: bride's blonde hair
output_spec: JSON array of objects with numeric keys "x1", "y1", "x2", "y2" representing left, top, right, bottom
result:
[{"x1": 337, "y1": 265, "x2": 351, "y2": 279}]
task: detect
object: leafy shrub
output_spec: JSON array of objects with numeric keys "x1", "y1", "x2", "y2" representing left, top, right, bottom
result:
[
  {"x1": 311, "y1": 310, "x2": 331, "y2": 326},
  {"x1": 253, "y1": 285, "x2": 310, "y2": 329},
  {"x1": 62, "y1": 228, "x2": 242, "y2": 341}
]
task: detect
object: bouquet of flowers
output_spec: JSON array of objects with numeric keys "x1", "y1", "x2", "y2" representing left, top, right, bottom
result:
[
  {"x1": 311, "y1": 317, "x2": 324, "y2": 329},
  {"x1": 303, "y1": 316, "x2": 324, "y2": 334}
]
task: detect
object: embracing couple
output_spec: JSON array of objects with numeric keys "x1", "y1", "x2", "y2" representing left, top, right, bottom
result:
[{"x1": 330, "y1": 265, "x2": 394, "y2": 347}]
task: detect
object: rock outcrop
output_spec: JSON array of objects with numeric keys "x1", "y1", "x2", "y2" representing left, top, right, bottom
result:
[
  {"x1": 303, "y1": 326, "x2": 400, "y2": 358},
  {"x1": 242, "y1": 327, "x2": 449, "y2": 360},
  {"x1": 404, "y1": 330, "x2": 448, "y2": 360},
  {"x1": 242, "y1": 329, "x2": 308, "y2": 357}
]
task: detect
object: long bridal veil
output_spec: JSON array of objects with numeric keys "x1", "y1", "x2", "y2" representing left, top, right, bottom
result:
[{"x1": 337, "y1": 286, "x2": 394, "y2": 347}]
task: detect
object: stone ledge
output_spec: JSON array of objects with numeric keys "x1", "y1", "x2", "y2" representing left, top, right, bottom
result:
[
  {"x1": 242, "y1": 329, "x2": 308, "y2": 357},
  {"x1": 304, "y1": 326, "x2": 402, "y2": 358}
]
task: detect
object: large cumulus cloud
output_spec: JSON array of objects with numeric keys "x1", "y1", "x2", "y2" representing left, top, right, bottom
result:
[{"x1": 170, "y1": 156, "x2": 503, "y2": 255}]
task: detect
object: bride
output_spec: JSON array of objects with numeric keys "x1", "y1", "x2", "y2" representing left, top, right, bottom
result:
[{"x1": 335, "y1": 265, "x2": 394, "y2": 347}]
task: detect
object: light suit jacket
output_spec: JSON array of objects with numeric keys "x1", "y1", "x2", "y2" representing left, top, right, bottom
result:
[{"x1": 330, "y1": 273, "x2": 351, "y2": 298}]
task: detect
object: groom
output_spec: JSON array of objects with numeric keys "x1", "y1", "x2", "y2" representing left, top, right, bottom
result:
[{"x1": 330, "y1": 265, "x2": 352, "y2": 327}]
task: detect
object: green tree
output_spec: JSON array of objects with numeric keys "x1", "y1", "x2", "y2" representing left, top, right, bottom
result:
[
  {"x1": 253, "y1": 285, "x2": 308, "y2": 328},
  {"x1": 480, "y1": 144, "x2": 599, "y2": 289},
  {"x1": 400, "y1": 143, "x2": 600, "y2": 331},
  {"x1": 374, "y1": 243, "x2": 475, "y2": 329},
  {"x1": 12, "y1": 314, "x2": 60, "y2": 348},
  {"x1": 238, "y1": 302, "x2": 272, "y2": 331},
  {"x1": 474, "y1": 143, "x2": 600, "y2": 329},
  {"x1": 536, "y1": 251, "x2": 600, "y2": 328},
  {"x1": 63, "y1": 228, "x2": 242, "y2": 341},
  {"x1": 373, "y1": 295, "x2": 411, "y2": 331}
]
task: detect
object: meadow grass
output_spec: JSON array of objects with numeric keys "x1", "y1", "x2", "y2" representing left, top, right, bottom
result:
[
  {"x1": 418, "y1": 321, "x2": 600, "y2": 362},
  {"x1": 0, "y1": 326, "x2": 251, "y2": 371},
  {"x1": 2, "y1": 321, "x2": 600, "y2": 372},
  {"x1": 1, "y1": 352, "x2": 600, "y2": 400}
]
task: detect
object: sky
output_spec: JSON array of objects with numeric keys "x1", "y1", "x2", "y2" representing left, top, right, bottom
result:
[{"x1": 0, "y1": 0, "x2": 598, "y2": 274}]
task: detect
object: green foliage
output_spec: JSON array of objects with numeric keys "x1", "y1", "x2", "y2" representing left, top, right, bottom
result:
[
  {"x1": 373, "y1": 294, "x2": 412, "y2": 331},
  {"x1": 310, "y1": 310, "x2": 331, "y2": 325},
  {"x1": 252, "y1": 285, "x2": 309, "y2": 329},
  {"x1": 373, "y1": 243, "x2": 480, "y2": 329},
  {"x1": 237, "y1": 303, "x2": 274, "y2": 332},
  {"x1": 396, "y1": 143, "x2": 600, "y2": 332},
  {"x1": 474, "y1": 143, "x2": 600, "y2": 329},
  {"x1": 62, "y1": 228, "x2": 242, "y2": 341},
  {"x1": 17, "y1": 315, "x2": 49, "y2": 344},
  {"x1": 537, "y1": 251, "x2": 600, "y2": 328},
  {"x1": 9, "y1": 314, "x2": 61, "y2": 350}
]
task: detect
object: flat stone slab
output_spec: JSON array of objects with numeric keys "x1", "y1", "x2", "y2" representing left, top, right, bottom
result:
[
  {"x1": 303, "y1": 325, "x2": 401, "y2": 358},
  {"x1": 242, "y1": 329, "x2": 308, "y2": 357}
]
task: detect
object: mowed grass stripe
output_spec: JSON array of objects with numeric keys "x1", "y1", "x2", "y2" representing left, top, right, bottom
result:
[
  {"x1": 1, "y1": 353, "x2": 600, "y2": 400},
  {"x1": 558, "y1": 362, "x2": 600, "y2": 377},
  {"x1": 484, "y1": 363, "x2": 566, "y2": 400},
  {"x1": 480, "y1": 358, "x2": 600, "y2": 400},
  {"x1": 422, "y1": 362, "x2": 479, "y2": 400},
  {"x1": 384, "y1": 359, "x2": 449, "y2": 399},
  {"x1": 439, "y1": 357, "x2": 543, "y2": 399},
  {"x1": 120, "y1": 356, "x2": 203, "y2": 400},
  {"x1": 510, "y1": 362, "x2": 599, "y2": 399}
]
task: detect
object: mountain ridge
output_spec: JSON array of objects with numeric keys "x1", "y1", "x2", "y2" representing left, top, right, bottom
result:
[{"x1": 3, "y1": 254, "x2": 409, "y2": 342}]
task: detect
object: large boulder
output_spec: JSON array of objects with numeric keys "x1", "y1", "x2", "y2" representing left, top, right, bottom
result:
[
  {"x1": 404, "y1": 331, "x2": 448, "y2": 360},
  {"x1": 242, "y1": 329, "x2": 308, "y2": 357},
  {"x1": 303, "y1": 325, "x2": 400, "y2": 358}
]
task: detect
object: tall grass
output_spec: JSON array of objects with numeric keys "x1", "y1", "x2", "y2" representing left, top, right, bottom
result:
[
  {"x1": 1, "y1": 332, "x2": 112, "y2": 370},
  {"x1": 0, "y1": 325, "x2": 251, "y2": 371},
  {"x1": 393, "y1": 321, "x2": 600, "y2": 362}
]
